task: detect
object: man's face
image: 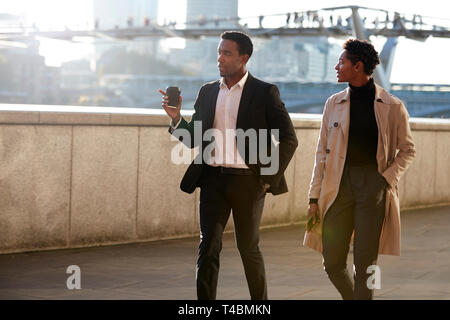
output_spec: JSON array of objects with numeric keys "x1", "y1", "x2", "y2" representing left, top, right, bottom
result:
[
  {"x1": 335, "y1": 50, "x2": 357, "y2": 83},
  {"x1": 217, "y1": 39, "x2": 247, "y2": 78}
]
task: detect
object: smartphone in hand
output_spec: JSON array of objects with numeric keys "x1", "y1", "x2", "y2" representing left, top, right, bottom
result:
[{"x1": 166, "y1": 86, "x2": 180, "y2": 108}]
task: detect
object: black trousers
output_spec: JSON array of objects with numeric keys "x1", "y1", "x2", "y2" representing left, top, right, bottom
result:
[
  {"x1": 322, "y1": 163, "x2": 386, "y2": 300},
  {"x1": 197, "y1": 165, "x2": 267, "y2": 300}
]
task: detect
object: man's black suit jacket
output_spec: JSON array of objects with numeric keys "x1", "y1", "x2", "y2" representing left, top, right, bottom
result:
[{"x1": 169, "y1": 73, "x2": 298, "y2": 195}]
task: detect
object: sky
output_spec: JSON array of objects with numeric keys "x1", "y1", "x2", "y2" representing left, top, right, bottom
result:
[{"x1": 0, "y1": 0, "x2": 449, "y2": 84}]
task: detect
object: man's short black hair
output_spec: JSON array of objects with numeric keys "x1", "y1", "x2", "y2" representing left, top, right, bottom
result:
[
  {"x1": 221, "y1": 31, "x2": 253, "y2": 58},
  {"x1": 343, "y1": 39, "x2": 380, "y2": 75}
]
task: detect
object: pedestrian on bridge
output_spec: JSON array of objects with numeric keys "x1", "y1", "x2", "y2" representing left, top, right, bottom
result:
[{"x1": 304, "y1": 39, "x2": 416, "y2": 300}]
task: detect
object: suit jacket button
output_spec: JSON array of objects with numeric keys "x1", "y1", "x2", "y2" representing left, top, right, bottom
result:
[
  {"x1": 326, "y1": 149, "x2": 330, "y2": 153},
  {"x1": 334, "y1": 122, "x2": 338, "y2": 127}
]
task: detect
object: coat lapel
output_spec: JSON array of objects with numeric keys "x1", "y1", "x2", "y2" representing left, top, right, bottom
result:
[
  {"x1": 334, "y1": 88, "x2": 350, "y2": 148},
  {"x1": 236, "y1": 73, "x2": 256, "y2": 130},
  {"x1": 374, "y1": 84, "x2": 390, "y2": 163},
  {"x1": 204, "y1": 81, "x2": 220, "y2": 130}
]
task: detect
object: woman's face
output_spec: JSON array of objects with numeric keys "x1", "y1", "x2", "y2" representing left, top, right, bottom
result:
[{"x1": 335, "y1": 50, "x2": 357, "y2": 83}]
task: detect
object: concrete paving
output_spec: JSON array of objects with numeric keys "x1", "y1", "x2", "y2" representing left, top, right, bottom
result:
[{"x1": 0, "y1": 205, "x2": 449, "y2": 300}]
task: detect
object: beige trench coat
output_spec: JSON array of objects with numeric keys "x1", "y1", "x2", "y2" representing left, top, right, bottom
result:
[{"x1": 303, "y1": 83, "x2": 416, "y2": 256}]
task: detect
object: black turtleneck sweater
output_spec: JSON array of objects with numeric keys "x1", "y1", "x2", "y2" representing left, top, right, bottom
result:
[{"x1": 346, "y1": 78, "x2": 378, "y2": 166}]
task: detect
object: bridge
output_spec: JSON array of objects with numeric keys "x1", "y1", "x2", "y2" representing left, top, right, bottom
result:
[
  {"x1": 2, "y1": 5, "x2": 449, "y2": 93},
  {"x1": 2, "y1": 19, "x2": 450, "y2": 41},
  {"x1": 2, "y1": 6, "x2": 449, "y2": 41},
  {"x1": 1, "y1": 5, "x2": 449, "y2": 102}
]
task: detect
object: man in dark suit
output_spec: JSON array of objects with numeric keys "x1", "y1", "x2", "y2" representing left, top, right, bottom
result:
[{"x1": 159, "y1": 31, "x2": 298, "y2": 300}]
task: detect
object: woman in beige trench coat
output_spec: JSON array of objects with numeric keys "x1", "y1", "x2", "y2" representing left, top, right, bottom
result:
[{"x1": 303, "y1": 39, "x2": 416, "y2": 300}]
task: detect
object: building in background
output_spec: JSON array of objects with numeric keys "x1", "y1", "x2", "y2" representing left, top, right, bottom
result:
[
  {"x1": 174, "y1": 1, "x2": 341, "y2": 82},
  {"x1": 250, "y1": 37, "x2": 342, "y2": 82},
  {"x1": 183, "y1": 0, "x2": 238, "y2": 78},
  {"x1": 0, "y1": 38, "x2": 61, "y2": 104},
  {"x1": 93, "y1": 0, "x2": 158, "y2": 30},
  {"x1": 91, "y1": 0, "x2": 163, "y2": 107},
  {"x1": 92, "y1": 0, "x2": 159, "y2": 62}
]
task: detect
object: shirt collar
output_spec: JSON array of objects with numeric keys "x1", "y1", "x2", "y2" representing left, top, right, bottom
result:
[{"x1": 219, "y1": 71, "x2": 249, "y2": 90}]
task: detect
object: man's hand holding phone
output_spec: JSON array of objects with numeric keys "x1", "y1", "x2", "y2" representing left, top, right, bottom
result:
[{"x1": 158, "y1": 87, "x2": 182, "y2": 125}]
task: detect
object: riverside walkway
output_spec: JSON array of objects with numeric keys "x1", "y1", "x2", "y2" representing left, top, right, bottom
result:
[{"x1": 0, "y1": 205, "x2": 449, "y2": 300}]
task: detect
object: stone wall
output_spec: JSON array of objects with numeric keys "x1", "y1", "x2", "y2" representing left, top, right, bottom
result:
[{"x1": 1, "y1": 105, "x2": 449, "y2": 253}]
